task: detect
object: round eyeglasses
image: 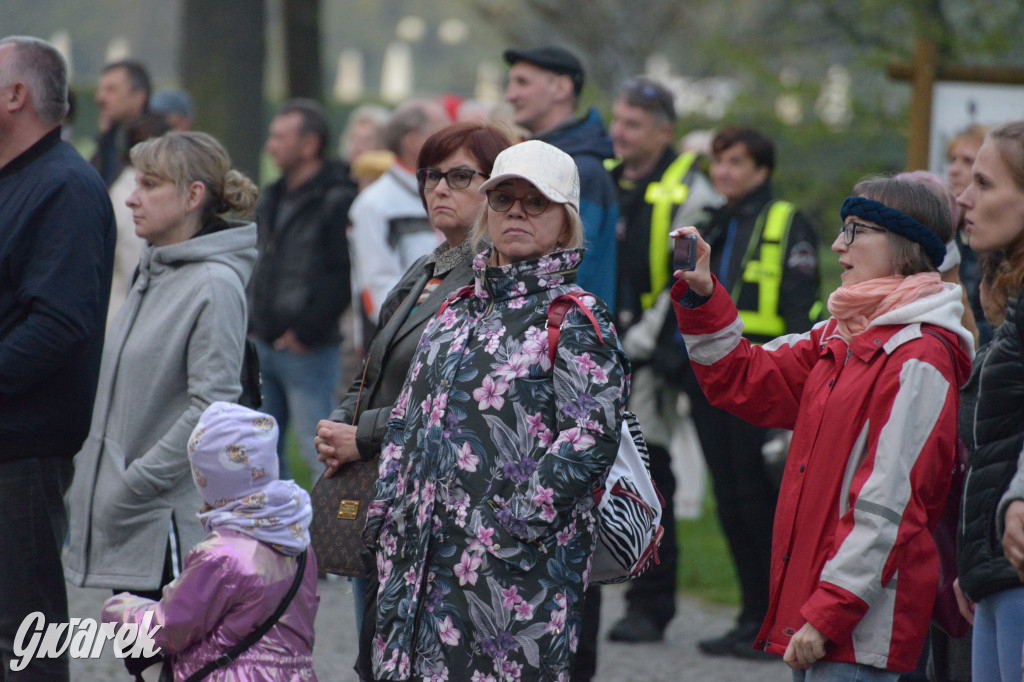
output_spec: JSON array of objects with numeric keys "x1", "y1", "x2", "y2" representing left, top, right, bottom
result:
[
  {"x1": 839, "y1": 221, "x2": 886, "y2": 245},
  {"x1": 485, "y1": 188, "x2": 552, "y2": 216},
  {"x1": 416, "y1": 167, "x2": 488, "y2": 190}
]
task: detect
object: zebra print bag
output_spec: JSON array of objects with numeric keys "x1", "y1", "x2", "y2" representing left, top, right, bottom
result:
[
  {"x1": 546, "y1": 293, "x2": 665, "y2": 585},
  {"x1": 589, "y1": 411, "x2": 665, "y2": 584}
]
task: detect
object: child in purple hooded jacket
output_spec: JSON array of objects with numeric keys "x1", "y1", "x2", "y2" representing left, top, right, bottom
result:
[{"x1": 103, "y1": 402, "x2": 320, "y2": 682}]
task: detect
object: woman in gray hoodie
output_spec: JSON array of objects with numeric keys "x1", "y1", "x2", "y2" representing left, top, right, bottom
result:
[{"x1": 64, "y1": 132, "x2": 258, "y2": 664}]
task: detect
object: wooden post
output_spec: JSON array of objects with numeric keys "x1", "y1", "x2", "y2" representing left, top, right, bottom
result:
[
  {"x1": 888, "y1": 41, "x2": 1024, "y2": 171},
  {"x1": 907, "y1": 36, "x2": 937, "y2": 171}
]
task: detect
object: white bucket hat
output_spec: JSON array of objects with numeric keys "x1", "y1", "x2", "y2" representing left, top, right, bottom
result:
[{"x1": 479, "y1": 140, "x2": 580, "y2": 212}]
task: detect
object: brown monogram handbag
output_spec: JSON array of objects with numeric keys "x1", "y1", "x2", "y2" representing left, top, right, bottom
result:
[
  {"x1": 310, "y1": 357, "x2": 378, "y2": 578},
  {"x1": 309, "y1": 457, "x2": 377, "y2": 577}
]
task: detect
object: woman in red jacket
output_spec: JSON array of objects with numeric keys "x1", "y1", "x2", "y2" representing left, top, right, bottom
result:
[{"x1": 672, "y1": 177, "x2": 973, "y2": 680}]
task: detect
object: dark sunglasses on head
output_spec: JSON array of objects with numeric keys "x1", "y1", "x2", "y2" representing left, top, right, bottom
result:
[
  {"x1": 416, "y1": 167, "x2": 488, "y2": 190},
  {"x1": 622, "y1": 78, "x2": 676, "y2": 121},
  {"x1": 485, "y1": 188, "x2": 552, "y2": 216}
]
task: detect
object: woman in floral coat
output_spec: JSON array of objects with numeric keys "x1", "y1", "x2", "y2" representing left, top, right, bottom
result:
[{"x1": 364, "y1": 140, "x2": 630, "y2": 682}]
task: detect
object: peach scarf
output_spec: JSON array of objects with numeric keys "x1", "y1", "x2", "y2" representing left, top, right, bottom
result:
[{"x1": 826, "y1": 272, "x2": 944, "y2": 341}]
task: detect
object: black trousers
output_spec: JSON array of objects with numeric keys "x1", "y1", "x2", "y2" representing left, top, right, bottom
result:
[
  {"x1": 687, "y1": 386, "x2": 777, "y2": 626},
  {"x1": 572, "y1": 586, "x2": 600, "y2": 681},
  {"x1": 356, "y1": 562, "x2": 378, "y2": 682},
  {"x1": 0, "y1": 457, "x2": 74, "y2": 682}
]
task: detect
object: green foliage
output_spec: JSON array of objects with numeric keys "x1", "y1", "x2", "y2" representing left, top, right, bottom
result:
[{"x1": 285, "y1": 429, "x2": 315, "y2": 491}]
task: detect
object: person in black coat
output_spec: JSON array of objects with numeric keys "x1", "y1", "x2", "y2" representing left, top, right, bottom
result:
[
  {"x1": 249, "y1": 99, "x2": 355, "y2": 477},
  {"x1": 956, "y1": 120, "x2": 1024, "y2": 682}
]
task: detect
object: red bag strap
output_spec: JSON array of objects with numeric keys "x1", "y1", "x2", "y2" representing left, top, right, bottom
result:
[
  {"x1": 434, "y1": 287, "x2": 604, "y2": 367},
  {"x1": 547, "y1": 291, "x2": 604, "y2": 366},
  {"x1": 434, "y1": 285, "x2": 476, "y2": 320}
]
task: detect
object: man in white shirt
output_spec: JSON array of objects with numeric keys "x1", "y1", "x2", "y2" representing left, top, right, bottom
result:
[{"x1": 348, "y1": 99, "x2": 449, "y2": 338}]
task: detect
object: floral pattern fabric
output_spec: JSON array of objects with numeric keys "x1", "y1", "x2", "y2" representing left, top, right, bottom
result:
[{"x1": 364, "y1": 248, "x2": 629, "y2": 682}]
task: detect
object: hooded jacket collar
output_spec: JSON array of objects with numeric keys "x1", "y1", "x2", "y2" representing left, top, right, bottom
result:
[
  {"x1": 537, "y1": 108, "x2": 614, "y2": 162},
  {"x1": 140, "y1": 220, "x2": 257, "y2": 288},
  {"x1": 471, "y1": 247, "x2": 583, "y2": 303},
  {"x1": 824, "y1": 282, "x2": 974, "y2": 370},
  {"x1": 870, "y1": 282, "x2": 973, "y2": 355}
]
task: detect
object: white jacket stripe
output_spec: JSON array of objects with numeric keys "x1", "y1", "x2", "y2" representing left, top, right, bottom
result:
[
  {"x1": 821, "y1": 359, "x2": 949, "y2": 602},
  {"x1": 683, "y1": 316, "x2": 744, "y2": 365}
]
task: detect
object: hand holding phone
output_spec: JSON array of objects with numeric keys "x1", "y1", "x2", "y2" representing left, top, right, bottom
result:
[{"x1": 673, "y1": 233, "x2": 698, "y2": 272}]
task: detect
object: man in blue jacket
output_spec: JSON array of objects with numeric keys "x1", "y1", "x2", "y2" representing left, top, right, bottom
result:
[
  {"x1": 504, "y1": 45, "x2": 618, "y2": 310},
  {"x1": 0, "y1": 36, "x2": 115, "y2": 680}
]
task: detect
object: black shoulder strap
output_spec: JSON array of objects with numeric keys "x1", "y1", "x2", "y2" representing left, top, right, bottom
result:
[
  {"x1": 237, "y1": 339, "x2": 263, "y2": 409},
  {"x1": 182, "y1": 549, "x2": 308, "y2": 682}
]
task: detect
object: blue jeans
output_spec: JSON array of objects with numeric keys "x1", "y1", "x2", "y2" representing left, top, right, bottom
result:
[
  {"x1": 972, "y1": 586, "x2": 1024, "y2": 681},
  {"x1": 0, "y1": 457, "x2": 74, "y2": 681},
  {"x1": 791, "y1": 661, "x2": 900, "y2": 682},
  {"x1": 254, "y1": 339, "x2": 340, "y2": 479}
]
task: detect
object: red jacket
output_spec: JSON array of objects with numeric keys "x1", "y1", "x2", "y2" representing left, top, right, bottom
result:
[{"x1": 673, "y1": 277, "x2": 972, "y2": 671}]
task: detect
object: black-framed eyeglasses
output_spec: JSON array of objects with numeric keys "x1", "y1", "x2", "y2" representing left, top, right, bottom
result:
[
  {"x1": 416, "y1": 167, "x2": 488, "y2": 190},
  {"x1": 485, "y1": 188, "x2": 552, "y2": 216},
  {"x1": 839, "y1": 221, "x2": 886, "y2": 245}
]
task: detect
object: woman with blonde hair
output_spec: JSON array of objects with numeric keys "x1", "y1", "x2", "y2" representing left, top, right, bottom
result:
[
  {"x1": 948, "y1": 123, "x2": 991, "y2": 345},
  {"x1": 64, "y1": 131, "x2": 258, "y2": 681}
]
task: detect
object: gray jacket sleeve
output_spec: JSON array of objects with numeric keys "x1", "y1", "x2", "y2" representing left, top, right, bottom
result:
[{"x1": 355, "y1": 407, "x2": 390, "y2": 461}]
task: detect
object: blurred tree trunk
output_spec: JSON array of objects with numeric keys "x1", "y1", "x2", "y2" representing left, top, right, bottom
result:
[
  {"x1": 284, "y1": 0, "x2": 323, "y2": 101},
  {"x1": 181, "y1": 0, "x2": 265, "y2": 181}
]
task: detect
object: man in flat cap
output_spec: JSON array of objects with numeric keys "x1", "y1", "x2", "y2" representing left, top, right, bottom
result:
[{"x1": 504, "y1": 46, "x2": 618, "y2": 309}]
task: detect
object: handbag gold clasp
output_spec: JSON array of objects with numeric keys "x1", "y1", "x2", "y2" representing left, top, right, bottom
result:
[{"x1": 337, "y1": 499, "x2": 360, "y2": 520}]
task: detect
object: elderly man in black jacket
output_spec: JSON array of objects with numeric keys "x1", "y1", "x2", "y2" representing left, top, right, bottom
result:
[{"x1": 249, "y1": 99, "x2": 355, "y2": 478}]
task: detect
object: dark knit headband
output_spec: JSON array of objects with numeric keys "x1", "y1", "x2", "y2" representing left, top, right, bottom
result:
[{"x1": 840, "y1": 196, "x2": 947, "y2": 269}]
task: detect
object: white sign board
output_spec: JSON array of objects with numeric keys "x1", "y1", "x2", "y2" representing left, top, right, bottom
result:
[{"x1": 929, "y1": 82, "x2": 1024, "y2": 174}]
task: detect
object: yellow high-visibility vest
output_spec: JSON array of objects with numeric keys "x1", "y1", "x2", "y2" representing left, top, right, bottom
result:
[
  {"x1": 640, "y1": 152, "x2": 697, "y2": 310},
  {"x1": 731, "y1": 200, "x2": 795, "y2": 338}
]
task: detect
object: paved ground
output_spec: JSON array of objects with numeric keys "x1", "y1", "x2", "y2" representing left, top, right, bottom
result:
[{"x1": 67, "y1": 578, "x2": 791, "y2": 681}]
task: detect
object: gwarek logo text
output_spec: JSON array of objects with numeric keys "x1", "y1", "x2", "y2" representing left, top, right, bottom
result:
[{"x1": 10, "y1": 611, "x2": 162, "y2": 672}]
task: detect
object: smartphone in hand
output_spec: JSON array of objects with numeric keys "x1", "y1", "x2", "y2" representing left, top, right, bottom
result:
[{"x1": 673, "y1": 233, "x2": 698, "y2": 272}]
